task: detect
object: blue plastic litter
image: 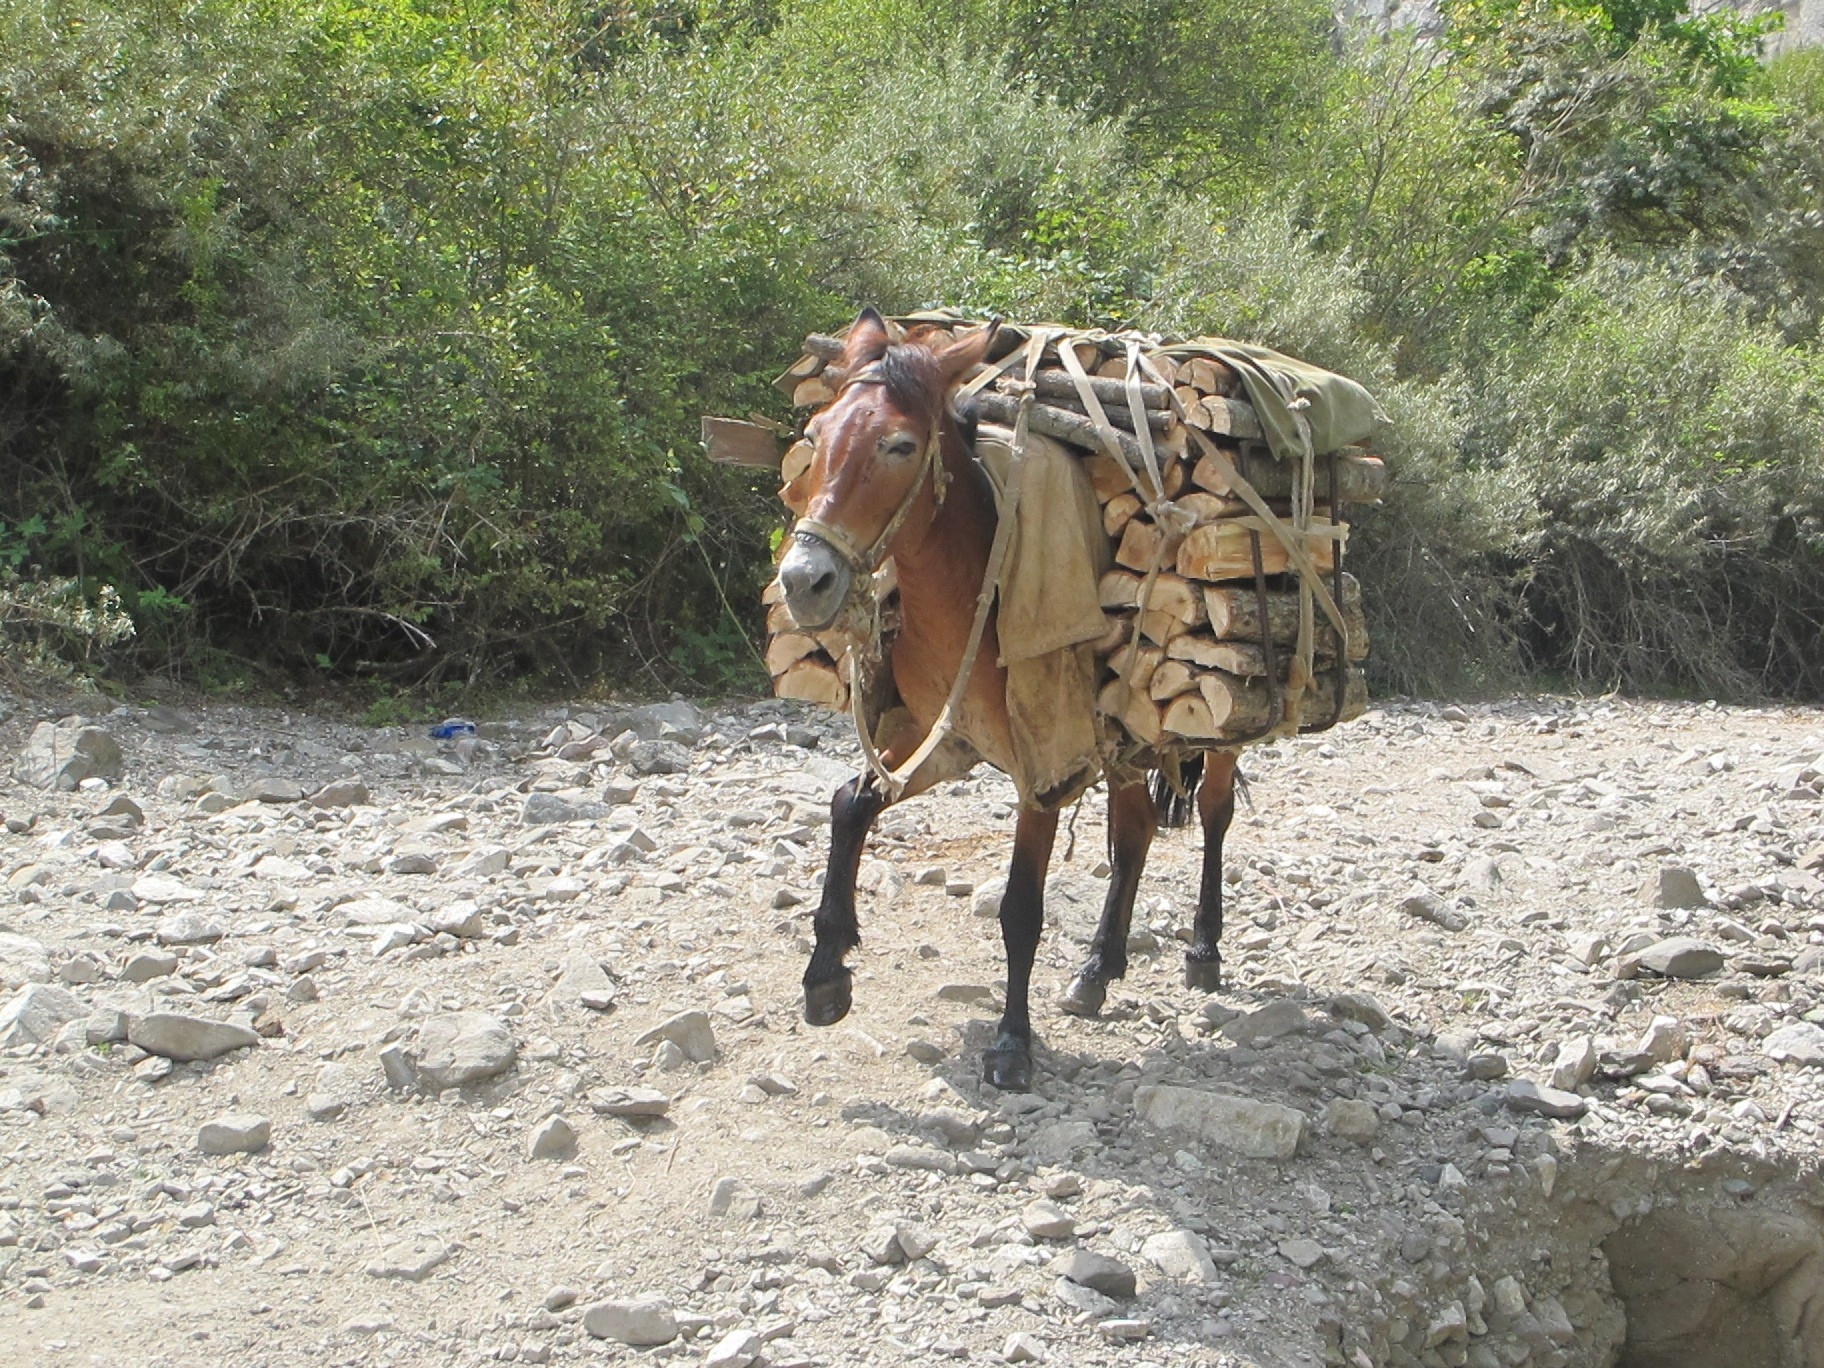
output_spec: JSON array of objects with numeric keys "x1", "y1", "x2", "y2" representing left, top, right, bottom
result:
[{"x1": 430, "y1": 719, "x2": 477, "y2": 739}]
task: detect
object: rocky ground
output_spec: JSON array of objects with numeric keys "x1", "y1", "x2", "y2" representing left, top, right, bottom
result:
[{"x1": 3, "y1": 686, "x2": 1824, "y2": 1368}]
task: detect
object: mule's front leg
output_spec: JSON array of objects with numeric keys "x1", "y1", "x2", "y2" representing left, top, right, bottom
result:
[
  {"x1": 984, "y1": 807, "x2": 1059, "y2": 1092},
  {"x1": 1184, "y1": 753, "x2": 1239, "y2": 992},
  {"x1": 803, "y1": 774, "x2": 886, "y2": 1027},
  {"x1": 1060, "y1": 780, "x2": 1156, "y2": 1018}
]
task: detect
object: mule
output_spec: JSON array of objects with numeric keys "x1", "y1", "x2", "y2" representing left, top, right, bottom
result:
[{"x1": 775, "y1": 307, "x2": 1239, "y2": 1091}]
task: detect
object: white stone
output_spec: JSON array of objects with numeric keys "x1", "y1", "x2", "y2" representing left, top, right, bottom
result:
[{"x1": 1134, "y1": 1085, "x2": 1306, "y2": 1160}]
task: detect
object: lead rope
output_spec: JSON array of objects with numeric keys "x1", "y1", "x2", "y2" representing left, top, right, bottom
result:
[{"x1": 851, "y1": 327, "x2": 1054, "y2": 801}]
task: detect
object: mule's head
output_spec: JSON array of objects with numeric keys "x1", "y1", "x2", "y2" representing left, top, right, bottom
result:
[{"x1": 777, "y1": 307, "x2": 999, "y2": 630}]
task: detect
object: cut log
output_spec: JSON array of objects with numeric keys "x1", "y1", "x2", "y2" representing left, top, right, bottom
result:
[
  {"x1": 1179, "y1": 356, "x2": 1235, "y2": 395},
  {"x1": 1115, "y1": 518, "x2": 1166, "y2": 573},
  {"x1": 793, "y1": 375, "x2": 837, "y2": 408},
  {"x1": 1176, "y1": 491, "x2": 1245, "y2": 522},
  {"x1": 1102, "y1": 492, "x2": 1142, "y2": 538},
  {"x1": 1203, "y1": 573, "x2": 1365, "y2": 642},
  {"x1": 1186, "y1": 397, "x2": 1263, "y2": 440},
  {"x1": 1198, "y1": 666, "x2": 1369, "y2": 735},
  {"x1": 1091, "y1": 615, "x2": 1131, "y2": 656},
  {"x1": 1161, "y1": 692, "x2": 1223, "y2": 740},
  {"x1": 1192, "y1": 448, "x2": 1387, "y2": 504},
  {"x1": 781, "y1": 439, "x2": 813, "y2": 485},
  {"x1": 1176, "y1": 519, "x2": 1342, "y2": 582},
  {"x1": 801, "y1": 333, "x2": 845, "y2": 362},
  {"x1": 1098, "y1": 678, "x2": 1163, "y2": 745},
  {"x1": 776, "y1": 348, "x2": 830, "y2": 396},
  {"x1": 1167, "y1": 626, "x2": 1368, "y2": 677},
  {"x1": 765, "y1": 632, "x2": 821, "y2": 676},
  {"x1": 702, "y1": 416, "x2": 784, "y2": 468},
  {"x1": 1106, "y1": 640, "x2": 1163, "y2": 691},
  {"x1": 775, "y1": 658, "x2": 845, "y2": 708},
  {"x1": 1099, "y1": 568, "x2": 1143, "y2": 610},
  {"x1": 1136, "y1": 573, "x2": 1205, "y2": 646},
  {"x1": 765, "y1": 600, "x2": 797, "y2": 635},
  {"x1": 1086, "y1": 453, "x2": 1136, "y2": 502},
  {"x1": 779, "y1": 439, "x2": 815, "y2": 514},
  {"x1": 1148, "y1": 659, "x2": 1200, "y2": 702},
  {"x1": 1094, "y1": 355, "x2": 1129, "y2": 380}
]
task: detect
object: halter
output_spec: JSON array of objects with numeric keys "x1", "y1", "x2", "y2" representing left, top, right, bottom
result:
[{"x1": 788, "y1": 360, "x2": 950, "y2": 577}]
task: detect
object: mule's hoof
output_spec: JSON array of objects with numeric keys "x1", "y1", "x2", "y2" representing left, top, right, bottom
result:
[
  {"x1": 983, "y1": 1038, "x2": 1033, "y2": 1093},
  {"x1": 803, "y1": 969, "x2": 853, "y2": 1027},
  {"x1": 1059, "y1": 974, "x2": 1107, "y2": 1018},
  {"x1": 1183, "y1": 952, "x2": 1222, "y2": 993}
]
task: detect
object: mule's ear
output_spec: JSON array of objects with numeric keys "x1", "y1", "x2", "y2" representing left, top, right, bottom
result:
[
  {"x1": 934, "y1": 318, "x2": 1001, "y2": 386},
  {"x1": 835, "y1": 306, "x2": 891, "y2": 378}
]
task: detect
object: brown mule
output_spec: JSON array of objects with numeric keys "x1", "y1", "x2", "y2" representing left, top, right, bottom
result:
[{"x1": 776, "y1": 307, "x2": 1240, "y2": 1091}]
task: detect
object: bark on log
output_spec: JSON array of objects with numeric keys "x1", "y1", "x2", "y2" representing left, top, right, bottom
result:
[
  {"x1": 971, "y1": 393, "x2": 1151, "y2": 467},
  {"x1": 1192, "y1": 449, "x2": 1387, "y2": 504},
  {"x1": 974, "y1": 366, "x2": 1171, "y2": 411},
  {"x1": 1197, "y1": 666, "x2": 1368, "y2": 734},
  {"x1": 1176, "y1": 519, "x2": 1342, "y2": 582},
  {"x1": 994, "y1": 389, "x2": 1176, "y2": 434},
  {"x1": 1202, "y1": 573, "x2": 1364, "y2": 642}
]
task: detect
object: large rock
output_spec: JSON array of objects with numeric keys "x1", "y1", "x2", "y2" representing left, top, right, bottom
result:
[
  {"x1": 413, "y1": 1012, "x2": 516, "y2": 1089},
  {"x1": 1053, "y1": 1248, "x2": 1137, "y2": 1299},
  {"x1": 129, "y1": 1012, "x2": 261, "y2": 1062},
  {"x1": 584, "y1": 1296, "x2": 679, "y2": 1345},
  {"x1": 0, "y1": 933, "x2": 52, "y2": 990},
  {"x1": 1642, "y1": 865, "x2": 1707, "y2": 909},
  {"x1": 1142, "y1": 1230, "x2": 1222, "y2": 1284},
  {"x1": 198, "y1": 1114, "x2": 271, "y2": 1155},
  {"x1": 634, "y1": 1009, "x2": 717, "y2": 1062},
  {"x1": 16, "y1": 718, "x2": 122, "y2": 790},
  {"x1": 1763, "y1": 1021, "x2": 1824, "y2": 1067},
  {"x1": 1635, "y1": 937, "x2": 1725, "y2": 980},
  {"x1": 626, "y1": 701, "x2": 704, "y2": 744},
  {"x1": 0, "y1": 983, "x2": 87, "y2": 1046},
  {"x1": 1133, "y1": 1085, "x2": 1306, "y2": 1159},
  {"x1": 545, "y1": 953, "x2": 617, "y2": 1012},
  {"x1": 1503, "y1": 1078, "x2": 1588, "y2": 1119}
]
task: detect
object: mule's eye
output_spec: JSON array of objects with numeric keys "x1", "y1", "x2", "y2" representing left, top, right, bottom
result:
[{"x1": 881, "y1": 434, "x2": 919, "y2": 459}]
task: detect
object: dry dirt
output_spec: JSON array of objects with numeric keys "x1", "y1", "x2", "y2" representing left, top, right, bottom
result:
[{"x1": 3, "y1": 687, "x2": 1824, "y2": 1368}]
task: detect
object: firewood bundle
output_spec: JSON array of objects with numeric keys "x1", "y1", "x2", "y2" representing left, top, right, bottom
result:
[{"x1": 712, "y1": 317, "x2": 1388, "y2": 749}]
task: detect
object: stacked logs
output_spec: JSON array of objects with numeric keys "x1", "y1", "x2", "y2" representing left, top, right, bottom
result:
[{"x1": 743, "y1": 322, "x2": 1389, "y2": 746}]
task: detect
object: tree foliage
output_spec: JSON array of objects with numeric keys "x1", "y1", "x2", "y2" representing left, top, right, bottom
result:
[{"x1": 2, "y1": 0, "x2": 1820, "y2": 698}]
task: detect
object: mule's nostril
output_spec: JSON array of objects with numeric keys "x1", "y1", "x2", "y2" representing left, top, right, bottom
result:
[{"x1": 810, "y1": 570, "x2": 836, "y2": 597}]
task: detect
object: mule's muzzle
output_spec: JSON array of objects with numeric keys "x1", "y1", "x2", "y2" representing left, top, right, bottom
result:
[{"x1": 777, "y1": 533, "x2": 854, "y2": 632}]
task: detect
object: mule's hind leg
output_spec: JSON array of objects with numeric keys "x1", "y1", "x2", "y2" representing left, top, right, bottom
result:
[
  {"x1": 984, "y1": 806, "x2": 1060, "y2": 1091},
  {"x1": 802, "y1": 774, "x2": 886, "y2": 1027},
  {"x1": 1060, "y1": 780, "x2": 1156, "y2": 1018},
  {"x1": 1185, "y1": 752, "x2": 1239, "y2": 992}
]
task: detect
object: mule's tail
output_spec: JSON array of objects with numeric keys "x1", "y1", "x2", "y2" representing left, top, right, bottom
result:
[{"x1": 1151, "y1": 755, "x2": 1204, "y2": 831}]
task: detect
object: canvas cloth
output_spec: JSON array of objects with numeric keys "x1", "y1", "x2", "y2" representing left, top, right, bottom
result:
[
  {"x1": 1160, "y1": 338, "x2": 1389, "y2": 462},
  {"x1": 973, "y1": 424, "x2": 1109, "y2": 811}
]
